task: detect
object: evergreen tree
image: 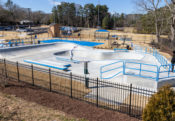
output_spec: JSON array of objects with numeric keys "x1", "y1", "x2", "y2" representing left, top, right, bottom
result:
[
  {"x1": 102, "y1": 15, "x2": 110, "y2": 29},
  {"x1": 143, "y1": 85, "x2": 175, "y2": 121},
  {"x1": 51, "y1": 6, "x2": 58, "y2": 23}
]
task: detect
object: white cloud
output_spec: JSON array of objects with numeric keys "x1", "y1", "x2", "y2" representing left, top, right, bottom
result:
[{"x1": 49, "y1": 0, "x2": 61, "y2": 6}]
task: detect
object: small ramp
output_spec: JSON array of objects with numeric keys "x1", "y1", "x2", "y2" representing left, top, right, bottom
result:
[{"x1": 24, "y1": 60, "x2": 71, "y2": 71}]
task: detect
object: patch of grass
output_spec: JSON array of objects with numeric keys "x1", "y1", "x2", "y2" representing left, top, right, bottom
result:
[
  {"x1": 79, "y1": 118, "x2": 88, "y2": 121},
  {"x1": 0, "y1": 63, "x2": 91, "y2": 99},
  {"x1": 0, "y1": 113, "x2": 4, "y2": 120},
  {"x1": 4, "y1": 93, "x2": 12, "y2": 99},
  {"x1": 59, "y1": 115, "x2": 88, "y2": 121}
]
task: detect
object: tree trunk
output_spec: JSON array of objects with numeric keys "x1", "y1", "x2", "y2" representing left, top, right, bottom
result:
[
  {"x1": 155, "y1": 20, "x2": 160, "y2": 43},
  {"x1": 170, "y1": 15, "x2": 175, "y2": 42}
]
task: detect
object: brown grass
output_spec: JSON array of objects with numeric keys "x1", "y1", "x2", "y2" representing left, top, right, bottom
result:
[
  {"x1": 0, "y1": 62, "x2": 91, "y2": 99},
  {"x1": 123, "y1": 94, "x2": 149, "y2": 109}
]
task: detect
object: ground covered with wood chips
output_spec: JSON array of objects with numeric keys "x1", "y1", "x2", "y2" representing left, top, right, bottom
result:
[
  {"x1": 0, "y1": 90, "x2": 85, "y2": 121},
  {"x1": 0, "y1": 76, "x2": 140, "y2": 121}
]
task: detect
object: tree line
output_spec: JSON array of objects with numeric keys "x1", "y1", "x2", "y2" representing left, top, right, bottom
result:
[
  {"x1": 135, "y1": 0, "x2": 175, "y2": 43},
  {"x1": 0, "y1": 0, "x2": 141, "y2": 29},
  {"x1": 51, "y1": 2, "x2": 139, "y2": 29},
  {"x1": 0, "y1": 0, "x2": 50, "y2": 25}
]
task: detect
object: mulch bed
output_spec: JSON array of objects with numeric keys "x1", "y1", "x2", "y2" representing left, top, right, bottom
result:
[{"x1": 0, "y1": 78, "x2": 141, "y2": 121}]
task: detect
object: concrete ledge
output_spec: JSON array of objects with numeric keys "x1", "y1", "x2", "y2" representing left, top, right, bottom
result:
[{"x1": 0, "y1": 43, "x2": 55, "y2": 52}]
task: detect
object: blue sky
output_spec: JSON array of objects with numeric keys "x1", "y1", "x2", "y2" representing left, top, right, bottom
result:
[{"x1": 1, "y1": 0, "x2": 138, "y2": 14}]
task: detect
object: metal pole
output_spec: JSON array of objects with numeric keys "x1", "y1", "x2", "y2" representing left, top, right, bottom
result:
[
  {"x1": 28, "y1": 8, "x2": 31, "y2": 29},
  {"x1": 97, "y1": 0, "x2": 100, "y2": 27},
  {"x1": 31, "y1": 64, "x2": 34, "y2": 86},
  {"x1": 54, "y1": 5, "x2": 56, "y2": 23},
  {"x1": 17, "y1": 62, "x2": 20, "y2": 82},
  {"x1": 4, "y1": 59, "x2": 7, "y2": 78},
  {"x1": 49, "y1": 68, "x2": 52, "y2": 92},
  {"x1": 139, "y1": 64, "x2": 142, "y2": 76},
  {"x1": 70, "y1": 72, "x2": 73, "y2": 98},
  {"x1": 129, "y1": 84, "x2": 132, "y2": 115},
  {"x1": 96, "y1": 78, "x2": 99, "y2": 107},
  {"x1": 114, "y1": 12, "x2": 116, "y2": 29}
]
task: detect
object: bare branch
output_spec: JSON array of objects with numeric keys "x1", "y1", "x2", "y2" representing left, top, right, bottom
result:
[{"x1": 164, "y1": 0, "x2": 173, "y2": 12}]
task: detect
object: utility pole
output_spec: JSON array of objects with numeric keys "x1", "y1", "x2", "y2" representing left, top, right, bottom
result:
[
  {"x1": 97, "y1": 0, "x2": 100, "y2": 28},
  {"x1": 54, "y1": 5, "x2": 56, "y2": 23},
  {"x1": 53, "y1": 0, "x2": 60, "y2": 23},
  {"x1": 68, "y1": 6, "x2": 70, "y2": 26},
  {"x1": 28, "y1": 8, "x2": 31, "y2": 29},
  {"x1": 114, "y1": 12, "x2": 116, "y2": 29},
  {"x1": 28, "y1": 8, "x2": 33, "y2": 44}
]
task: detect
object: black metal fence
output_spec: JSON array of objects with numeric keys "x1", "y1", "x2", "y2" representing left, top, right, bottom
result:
[{"x1": 0, "y1": 58, "x2": 156, "y2": 118}]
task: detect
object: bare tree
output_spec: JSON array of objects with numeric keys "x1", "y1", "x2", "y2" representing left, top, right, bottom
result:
[
  {"x1": 164, "y1": 0, "x2": 175, "y2": 42},
  {"x1": 135, "y1": 0, "x2": 164, "y2": 43}
]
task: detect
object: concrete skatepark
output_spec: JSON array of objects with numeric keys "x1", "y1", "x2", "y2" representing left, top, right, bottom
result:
[{"x1": 0, "y1": 40, "x2": 174, "y2": 90}]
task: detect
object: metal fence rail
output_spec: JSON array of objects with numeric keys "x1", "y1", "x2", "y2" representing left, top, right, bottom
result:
[
  {"x1": 125, "y1": 62, "x2": 159, "y2": 80},
  {"x1": 101, "y1": 44, "x2": 173, "y2": 81},
  {"x1": 100, "y1": 60, "x2": 124, "y2": 79},
  {"x1": 0, "y1": 58, "x2": 156, "y2": 118},
  {"x1": 133, "y1": 44, "x2": 169, "y2": 66}
]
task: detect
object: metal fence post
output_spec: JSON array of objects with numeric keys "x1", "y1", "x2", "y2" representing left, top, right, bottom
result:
[
  {"x1": 16, "y1": 61, "x2": 20, "y2": 82},
  {"x1": 156, "y1": 66, "x2": 160, "y2": 82},
  {"x1": 31, "y1": 64, "x2": 34, "y2": 86},
  {"x1": 123, "y1": 61, "x2": 125, "y2": 75},
  {"x1": 168, "y1": 64, "x2": 171, "y2": 78},
  {"x1": 129, "y1": 84, "x2": 132, "y2": 115},
  {"x1": 4, "y1": 59, "x2": 7, "y2": 78},
  {"x1": 49, "y1": 68, "x2": 52, "y2": 92},
  {"x1": 96, "y1": 78, "x2": 99, "y2": 107},
  {"x1": 139, "y1": 64, "x2": 142, "y2": 76},
  {"x1": 70, "y1": 72, "x2": 73, "y2": 98}
]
